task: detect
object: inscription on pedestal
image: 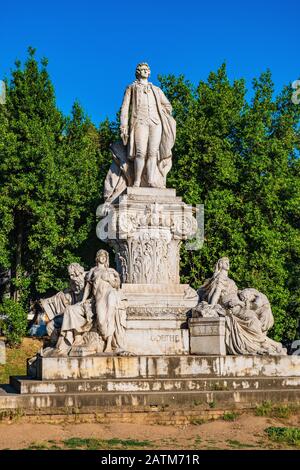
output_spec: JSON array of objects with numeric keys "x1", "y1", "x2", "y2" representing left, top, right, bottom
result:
[
  {"x1": 196, "y1": 325, "x2": 220, "y2": 336},
  {"x1": 150, "y1": 334, "x2": 180, "y2": 343}
]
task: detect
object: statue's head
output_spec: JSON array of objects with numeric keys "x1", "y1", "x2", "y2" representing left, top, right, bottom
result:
[
  {"x1": 95, "y1": 249, "x2": 109, "y2": 268},
  {"x1": 215, "y1": 256, "x2": 230, "y2": 273},
  {"x1": 67, "y1": 262, "x2": 85, "y2": 293},
  {"x1": 135, "y1": 62, "x2": 150, "y2": 80}
]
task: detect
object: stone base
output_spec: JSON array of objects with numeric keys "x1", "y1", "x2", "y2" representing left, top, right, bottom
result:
[
  {"x1": 1, "y1": 355, "x2": 300, "y2": 415},
  {"x1": 122, "y1": 284, "x2": 198, "y2": 355},
  {"x1": 189, "y1": 317, "x2": 226, "y2": 355},
  {"x1": 122, "y1": 283, "x2": 197, "y2": 355},
  {"x1": 30, "y1": 354, "x2": 300, "y2": 381},
  {"x1": 68, "y1": 346, "x2": 100, "y2": 357},
  {"x1": 125, "y1": 320, "x2": 189, "y2": 355}
]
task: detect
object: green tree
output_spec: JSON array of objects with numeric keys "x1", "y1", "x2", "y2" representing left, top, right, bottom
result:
[
  {"x1": 0, "y1": 48, "x2": 103, "y2": 305},
  {"x1": 0, "y1": 47, "x2": 64, "y2": 303}
]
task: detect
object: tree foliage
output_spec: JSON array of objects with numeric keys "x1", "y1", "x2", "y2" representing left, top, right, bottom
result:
[
  {"x1": 0, "y1": 48, "x2": 103, "y2": 303},
  {"x1": 0, "y1": 298, "x2": 28, "y2": 346},
  {"x1": 159, "y1": 64, "x2": 300, "y2": 341}
]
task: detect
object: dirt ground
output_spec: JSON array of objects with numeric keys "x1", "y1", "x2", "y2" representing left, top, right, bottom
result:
[{"x1": 0, "y1": 413, "x2": 300, "y2": 450}]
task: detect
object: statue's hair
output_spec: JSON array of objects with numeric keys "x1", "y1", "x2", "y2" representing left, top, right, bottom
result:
[
  {"x1": 95, "y1": 249, "x2": 109, "y2": 268},
  {"x1": 67, "y1": 262, "x2": 85, "y2": 277},
  {"x1": 135, "y1": 62, "x2": 150, "y2": 79}
]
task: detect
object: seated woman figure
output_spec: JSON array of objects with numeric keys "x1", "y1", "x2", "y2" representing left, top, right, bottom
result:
[
  {"x1": 54, "y1": 249, "x2": 126, "y2": 355},
  {"x1": 196, "y1": 257, "x2": 286, "y2": 356},
  {"x1": 82, "y1": 249, "x2": 125, "y2": 353}
]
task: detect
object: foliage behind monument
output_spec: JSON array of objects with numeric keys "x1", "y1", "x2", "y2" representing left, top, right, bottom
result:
[
  {"x1": 160, "y1": 65, "x2": 300, "y2": 341},
  {"x1": 0, "y1": 48, "x2": 106, "y2": 305}
]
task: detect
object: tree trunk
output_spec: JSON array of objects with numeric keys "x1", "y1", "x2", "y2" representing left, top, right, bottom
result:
[{"x1": 12, "y1": 211, "x2": 23, "y2": 302}]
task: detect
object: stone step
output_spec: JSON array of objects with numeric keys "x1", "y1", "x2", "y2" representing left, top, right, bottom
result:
[
  {"x1": 1, "y1": 387, "x2": 300, "y2": 411},
  {"x1": 33, "y1": 354, "x2": 300, "y2": 380},
  {"x1": 10, "y1": 375, "x2": 300, "y2": 395}
]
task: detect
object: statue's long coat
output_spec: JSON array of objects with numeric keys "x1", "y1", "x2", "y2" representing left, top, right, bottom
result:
[
  {"x1": 120, "y1": 81, "x2": 176, "y2": 166},
  {"x1": 103, "y1": 82, "x2": 176, "y2": 203}
]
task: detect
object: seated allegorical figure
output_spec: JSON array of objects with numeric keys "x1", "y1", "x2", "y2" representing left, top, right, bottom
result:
[
  {"x1": 83, "y1": 249, "x2": 125, "y2": 353},
  {"x1": 198, "y1": 257, "x2": 242, "y2": 310},
  {"x1": 30, "y1": 262, "x2": 86, "y2": 340},
  {"x1": 45, "y1": 249, "x2": 127, "y2": 356},
  {"x1": 194, "y1": 256, "x2": 286, "y2": 356}
]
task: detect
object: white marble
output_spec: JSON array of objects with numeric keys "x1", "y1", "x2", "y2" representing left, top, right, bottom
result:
[
  {"x1": 193, "y1": 257, "x2": 287, "y2": 356},
  {"x1": 98, "y1": 187, "x2": 197, "y2": 285},
  {"x1": 31, "y1": 355, "x2": 300, "y2": 380},
  {"x1": 103, "y1": 62, "x2": 176, "y2": 203}
]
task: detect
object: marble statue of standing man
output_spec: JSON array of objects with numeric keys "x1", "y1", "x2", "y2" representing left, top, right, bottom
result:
[{"x1": 119, "y1": 62, "x2": 176, "y2": 188}]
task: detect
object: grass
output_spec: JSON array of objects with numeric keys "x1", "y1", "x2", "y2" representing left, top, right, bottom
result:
[
  {"x1": 223, "y1": 411, "x2": 238, "y2": 421},
  {"x1": 226, "y1": 439, "x2": 256, "y2": 449},
  {"x1": 194, "y1": 435, "x2": 202, "y2": 446},
  {"x1": 63, "y1": 437, "x2": 153, "y2": 450},
  {"x1": 265, "y1": 427, "x2": 300, "y2": 447},
  {"x1": 191, "y1": 418, "x2": 205, "y2": 425},
  {"x1": 0, "y1": 408, "x2": 25, "y2": 422},
  {"x1": 255, "y1": 401, "x2": 273, "y2": 416},
  {"x1": 0, "y1": 337, "x2": 42, "y2": 384},
  {"x1": 26, "y1": 442, "x2": 49, "y2": 450},
  {"x1": 255, "y1": 401, "x2": 298, "y2": 419},
  {"x1": 192, "y1": 400, "x2": 203, "y2": 406},
  {"x1": 21, "y1": 437, "x2": 154, "y2": 451}
]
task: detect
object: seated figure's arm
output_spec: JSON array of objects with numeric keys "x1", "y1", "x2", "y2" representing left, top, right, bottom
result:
[{"x1": 208, "y1": 285, "x2": 222, "y2": 306}]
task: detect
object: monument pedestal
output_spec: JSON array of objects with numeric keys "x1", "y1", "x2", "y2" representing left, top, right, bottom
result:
[
  {"x1": 122, "y1": 284, "x2": 197, "y2": 355},
  {"x1": 98, "y1": 187, "x2": 199, "y2": 355},
  {"x1": 189, "y1": 317, "x2": 226, "y2": 355},
  {"x1": 28, "y1": 354, "x2": 300, "y2": 381},
  {"x1": 1, "y1": 354, "x2": 300, "y2": 418}
]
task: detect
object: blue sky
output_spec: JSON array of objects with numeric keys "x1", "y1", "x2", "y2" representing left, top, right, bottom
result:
[{"x1": 1, "y1": 0, "x2": 299, "y2": 126}]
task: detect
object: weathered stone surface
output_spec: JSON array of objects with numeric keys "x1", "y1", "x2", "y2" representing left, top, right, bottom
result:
[
  {"x1": 11, "y1": 375, "x2": 300, "y2": 395},
  {"x1": 125, "y1": 321, "x2": 189, "y2": 355},
  {"x1": 1, "y1": 354, "x2": 300, "y2": 415},
  {"x1": 1, "y1": 386, "x2": 300, "y2": 412},
  {"x1": 127, "y1": 187, "x2": 177, "y2": 200},
  {"x1": 30, "y1": 354, "x2": 300, "y2": 381},
  {"x1": 189, "y1": 317, "x2": 226, "y2": 355},
  {"x1": 96, "y1": 186, "x2": 199, "y2": 355},
  {"x1": 122, "y1": 283, "x2": 197, "y2": 355},
  {"x1": 193, "y1": 257, "x2": 286, "y2": 356},
  {"x1": 98, "y1": 187, "x2": 197, "y2": 286}
]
